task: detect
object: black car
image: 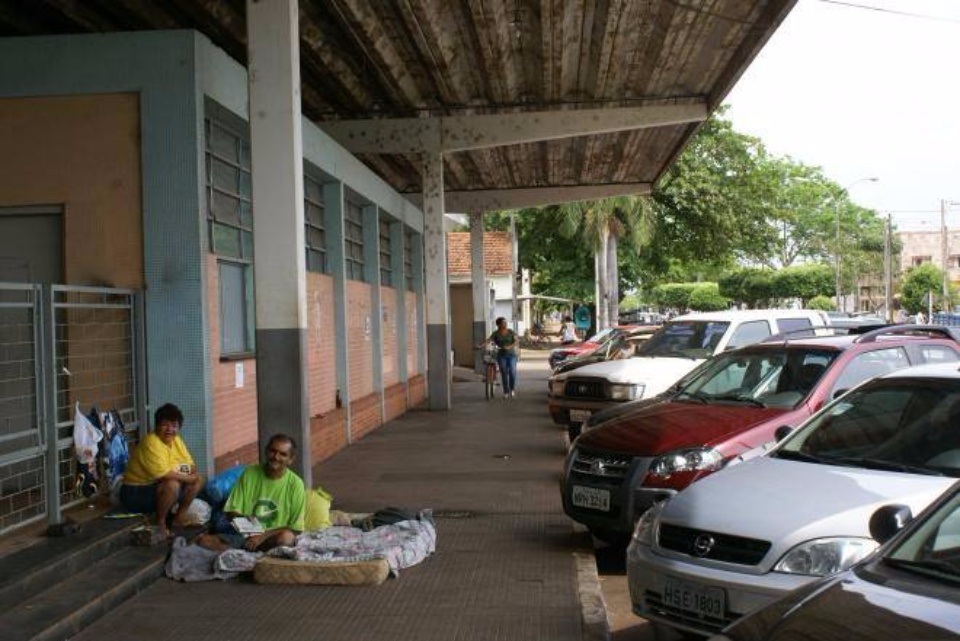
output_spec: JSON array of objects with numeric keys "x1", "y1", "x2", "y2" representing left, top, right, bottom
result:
[{"x1": 714, "y1": 480, "x2": 960, "y2": 640}]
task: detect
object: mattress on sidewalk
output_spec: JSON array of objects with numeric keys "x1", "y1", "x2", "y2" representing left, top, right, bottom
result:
[{"x1": 253, "y1": 556, "x2": 390, "y2": 586}]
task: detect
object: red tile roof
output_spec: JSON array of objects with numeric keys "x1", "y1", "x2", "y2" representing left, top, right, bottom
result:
[{"x1": 447, "y1": 231, "x2": 514, "y2": 276}]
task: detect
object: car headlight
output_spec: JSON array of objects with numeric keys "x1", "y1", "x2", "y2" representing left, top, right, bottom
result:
[
  {"x1": 609, "y1": 383, "x2": 643, "y2": 401},
  {"x1": 774, "y1": 537, "x2": 877, "y2": 576},
  {"x1": 550, "y1": 379, "x2": 566, "y2": 396},
  {"x1": 631, "y1": 501, "x2": 665, "y2": 546},
  {"x1": 648, "y1": 448, "x2": 724, "y2": 478}
]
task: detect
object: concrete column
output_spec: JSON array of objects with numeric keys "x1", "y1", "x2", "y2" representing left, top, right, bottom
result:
[
  {"x1": 390, "y1": 221, "x2": 408, "y2": 385},
  {"x1": 470, "y1": 212, "x2": 488, "y2": 373},
  {"x1": 323, "y1": 182, "x2": 351, "y2": 442},
  {"x1": 246, "y1": 0, "x2": 311, "y2": 485},
  {"x1": 362, "y1": 204, "x2": 384, "y2": 423},
  {"x1": 412, "y1": 232, "x2": 427, "y2": 383},
  {"x1": 422, "y1": 152, "x2": 451, "y2": 410}
]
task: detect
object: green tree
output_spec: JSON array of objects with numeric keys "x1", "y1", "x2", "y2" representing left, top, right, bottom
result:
[
  {"x1": 688, "y1": 283, "x2": 729, "y2": 311},
  {"x1": 900, "y1": 263, "x2": 943, "y2": 314},
  {"x1": 646, "y1": 114, "x2": 778, "y2": 274},
  {"x1": 555, "y1": 196, "x2": 654, "y2": 328}
]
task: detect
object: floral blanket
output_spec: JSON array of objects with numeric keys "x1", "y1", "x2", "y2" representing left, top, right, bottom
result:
[
  {"x1": 273, "y1": 517, "x2": 437, "y2": 576},
  {"x1": 168, "y1": 516, "x2": 437, "y2": 581}
]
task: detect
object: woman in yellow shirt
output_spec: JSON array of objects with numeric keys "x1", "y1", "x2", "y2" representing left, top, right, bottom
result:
[{"x1": 120, "y1": 403, "x2": 204, "y2": 538}]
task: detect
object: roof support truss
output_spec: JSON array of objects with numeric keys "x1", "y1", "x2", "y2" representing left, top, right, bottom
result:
[
  {"x1": 322, "y1": 102, "x2": 708, "y2": 155},
  {"x1": 406, "y1": 182, "x2": 652, "y2": 212}
]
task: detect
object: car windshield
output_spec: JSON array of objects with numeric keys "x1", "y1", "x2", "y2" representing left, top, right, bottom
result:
[
  {"x1": 637, "y1": 320, "x2": 731, "y2": 359},
  {"x1": 885, "y1": 489, "x2": 960, "y2": 583},
  {"x1": 587, "y1": 327, "x2": 617, "y2": 345},
  {"x1": 675, "y1": 348, "x2": 837, "y2": 409},
  {"x1": 777, "y1": 378, "x2": 960, "y2": 477}
]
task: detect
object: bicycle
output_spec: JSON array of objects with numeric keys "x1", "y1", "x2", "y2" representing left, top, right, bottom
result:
[{"x1": 478, "y1": 345, "x2": 499, "y2": 400}]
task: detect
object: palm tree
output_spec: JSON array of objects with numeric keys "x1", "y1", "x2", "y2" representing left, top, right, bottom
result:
[{"x1": 556, "y1": 195, "x2": 654, "y2": 329}]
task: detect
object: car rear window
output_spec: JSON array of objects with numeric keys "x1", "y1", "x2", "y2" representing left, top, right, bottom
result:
[
  {"x1": 638, "y1": 320, "x2": 731, "y2": 359},
  {"x1": 783, "y1": 379, "x2": 960, "y2": 476}
]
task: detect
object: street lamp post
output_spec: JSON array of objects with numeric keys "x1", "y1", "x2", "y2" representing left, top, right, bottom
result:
[{"x1": 836, "y1": 177, "x2": 879, "y2": 312}]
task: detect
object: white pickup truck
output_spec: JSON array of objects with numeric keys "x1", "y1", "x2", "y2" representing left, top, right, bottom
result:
[{"x1": 547, "y1": 309, "x2": 827, "y2": 441}]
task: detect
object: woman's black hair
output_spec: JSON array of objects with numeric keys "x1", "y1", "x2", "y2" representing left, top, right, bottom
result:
[{"x1": 154, "y1": 403, "x2": 184, "y2": 427}]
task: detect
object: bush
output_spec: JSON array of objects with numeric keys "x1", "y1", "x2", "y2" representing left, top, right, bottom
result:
[
  {"x1": 688, "y1": 283, "x2": 729, "y2": 311},
  {"x1": 807, "y1": 295, "x2": 835, "y2": 311}
]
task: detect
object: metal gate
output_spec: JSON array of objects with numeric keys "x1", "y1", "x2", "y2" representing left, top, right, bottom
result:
[{"x1": 0, "y1": 284, "x2": 146, "y2": 534}]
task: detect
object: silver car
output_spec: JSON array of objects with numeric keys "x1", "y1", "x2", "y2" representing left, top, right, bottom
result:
[{"x1": 627, "y1": 361, "x2": 960, "y2": 637}]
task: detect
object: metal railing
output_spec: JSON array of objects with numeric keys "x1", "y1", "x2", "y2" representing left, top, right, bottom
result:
[{"x1": 0, "y1": 284, "x2": 145, "y2": 534}]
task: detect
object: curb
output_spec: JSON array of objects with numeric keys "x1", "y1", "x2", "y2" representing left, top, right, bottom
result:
[{"x1": 573, "y1": 525, "x2": 610, "y2": 641}]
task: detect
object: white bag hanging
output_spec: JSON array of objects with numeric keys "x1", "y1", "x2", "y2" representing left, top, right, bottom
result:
[{"x1": 73, "y1": 402, "x2": 103, "y2": 464}]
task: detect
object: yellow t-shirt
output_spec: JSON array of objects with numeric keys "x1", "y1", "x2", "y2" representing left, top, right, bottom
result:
[{"x1": 123, "y1": 432, "x2": 195, "y2": 485}]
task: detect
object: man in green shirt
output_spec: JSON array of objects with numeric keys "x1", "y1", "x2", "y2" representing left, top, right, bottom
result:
[{"x1": 198, "y1": 434, "x2": 305, "y2": 552}]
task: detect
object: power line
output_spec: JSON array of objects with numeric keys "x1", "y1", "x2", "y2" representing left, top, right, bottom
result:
[{"x1": 817, "y1": 0, "x2": 960, "y2": 25}]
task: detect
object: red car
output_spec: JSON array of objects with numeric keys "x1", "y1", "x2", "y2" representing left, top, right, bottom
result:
[
  {"x1": 561, "y1": 325, "x2": 960, "y2": 542},
  {"x1": 548, "y1": 325, "x2": 636, "y2": 369}
]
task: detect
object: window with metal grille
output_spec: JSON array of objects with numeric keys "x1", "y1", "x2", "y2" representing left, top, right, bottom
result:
[
  {"x1": 344, "y1": 200, "x2": 365, "y2": 281},
  {"x1": 404, "y1": 229, "x2": 415, "y2": 291},
  {"x1": 304, "y1": 170, "x2": 328, "y2": 274},
  {"x1": 204, "y1": 103, "x2": 255, "y2": 356},
  {"x1": 379, "y1": 218, "x2": 392, "y2": 285}
]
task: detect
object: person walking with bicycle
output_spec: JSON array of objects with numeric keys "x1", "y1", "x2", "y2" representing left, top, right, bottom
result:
[{"x1": 477, "y1": 317, "x2": 519, "y2": 399}]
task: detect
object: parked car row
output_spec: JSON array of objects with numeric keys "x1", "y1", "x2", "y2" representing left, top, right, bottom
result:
[
  {"x1": 551, "y1": 311, "x2": 960, "y2": 639},
  {"x1": 549, "y1": 309, "x2": 827, "y2": 441}
]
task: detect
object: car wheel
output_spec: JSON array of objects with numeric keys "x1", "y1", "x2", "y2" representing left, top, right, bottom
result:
[
  {"x1": 588, "y1": 527, "x2": 630, "y2": 547},
  {"x1": 652, "y1": 622, "x2": 700, "y2": 641}
]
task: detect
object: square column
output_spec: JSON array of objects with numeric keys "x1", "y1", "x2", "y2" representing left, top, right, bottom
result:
[
  {"x1": 470, "y1": 212, "x2": 489, "y2": 372},
  {"x1": 247, "y1": 0, "x2": 311, "y2": 485},
  {"x1": 422, "y1": 152, "x2": 451, "y2": 410}
]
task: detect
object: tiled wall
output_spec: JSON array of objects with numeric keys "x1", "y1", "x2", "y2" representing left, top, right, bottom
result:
[
  {"x1": 406, "y1": 295, "x2": 420, "y2": 375},
  {"x1": 350, "y1": 392, "x2": 382, "y2": 441},
  {"x1": 381, "y1": 286, "x2": 399, "y2": 386},
  {"x1": 307, "y1": 273, "x2": 337, "y2": 416},
  {"x1": 384, "y1": 382, "x2": 407, "y2": 422},
  {"x1": 207, "y1": 254, "x2": 259, "y2": 471},
  {"x1": 347, "y1": 280, "x2": 374, "y2": 398}
]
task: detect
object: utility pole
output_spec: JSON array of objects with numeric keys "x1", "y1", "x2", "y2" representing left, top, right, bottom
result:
[
  {"x1": 942, "y1": 199, "x2": 949, "y2": 312},
  {"x1": 884, "y1": 213, "x2": 892, "y2": 322}
]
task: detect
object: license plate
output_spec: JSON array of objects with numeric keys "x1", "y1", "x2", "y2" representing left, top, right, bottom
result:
[
  {"x1": 571, "y1": 485, "x2": 610, "y2": 511},
  {"x1": 570, "y1": 409, "x2": 592, "y2": 423},
  {"x1": 662, "y1": 577, "x2": 725, "y2": 619}
]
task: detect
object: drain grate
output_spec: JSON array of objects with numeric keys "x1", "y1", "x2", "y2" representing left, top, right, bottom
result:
[{"x1": 433, "y1": 510, "x2": 475, "y2": 519}]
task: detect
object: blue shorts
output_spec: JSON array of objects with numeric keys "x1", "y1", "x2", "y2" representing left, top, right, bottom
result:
[{"x1": 119, "y1": 482, "x2": 184, "y2": 514}]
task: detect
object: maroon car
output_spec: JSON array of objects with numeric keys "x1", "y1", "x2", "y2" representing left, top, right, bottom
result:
[
  {"x1": 548, "y1": 325, "x2": 637, "y2": 370},
  {"x1": 561, "y1": 325, "x2": 960, "y2": 542}
]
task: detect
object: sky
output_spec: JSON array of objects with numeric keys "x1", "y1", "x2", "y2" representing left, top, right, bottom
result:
[{"x1": 723, "y1": 0, "x2": 960, "y2": 232}]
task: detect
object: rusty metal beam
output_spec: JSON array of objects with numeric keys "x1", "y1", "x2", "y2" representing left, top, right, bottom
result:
[
  {"x1": 405, "y1": 182, "x2": 652, "y2": 213},
  {"x1": 321, "y1": 101, "x2": 707, "y2": 154}
]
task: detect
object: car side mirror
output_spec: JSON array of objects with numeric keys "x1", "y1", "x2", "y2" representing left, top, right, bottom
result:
[
  {"x1": 869, "y1": 504, "x2": 913, "y2": 544},
  {"x1": 833, "y1": 388, "x2": 849, "y2": 400},
  {"x1": 774, "y1": 425, "x2": 793, "y2": 442}
]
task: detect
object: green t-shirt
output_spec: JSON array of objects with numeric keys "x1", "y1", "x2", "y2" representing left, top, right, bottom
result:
[
  {"x1": 224, "y1": 465, "x2": 306, "y2": 532},
  {"x1": 489, "y1": 329, "x2": 517, "y2": 354}
]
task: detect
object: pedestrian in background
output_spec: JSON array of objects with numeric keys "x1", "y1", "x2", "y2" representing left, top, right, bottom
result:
[{"x1": 478, "y1": 317, "x2": 518, "y2": 398}]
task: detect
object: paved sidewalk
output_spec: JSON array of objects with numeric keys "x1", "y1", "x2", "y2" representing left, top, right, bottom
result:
[{"x1": 71, "y1": 347, "x2": 608, "y2": 641}]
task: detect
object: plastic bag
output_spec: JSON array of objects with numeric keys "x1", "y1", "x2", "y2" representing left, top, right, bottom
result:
[
  {"x1": 202, "y1": 464, "x2": 247, "y2": 507},
  {"x1": 304, "y1": 487, "x2": 333, "y2": 530},
  {"x1": 73, "y1": 402, "x2": 103, "y2": 464},
  {"x1": 178, "y1": 497, "x2": 212, "y2": 526}
]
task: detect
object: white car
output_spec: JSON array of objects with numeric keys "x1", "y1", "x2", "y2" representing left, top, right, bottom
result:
[
  {"x1": 548, "y1": 309, "x2": 827, "y2": 440},
  {"x1": 626, "y1": 361, "x2": 960, "y2": 637}
]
